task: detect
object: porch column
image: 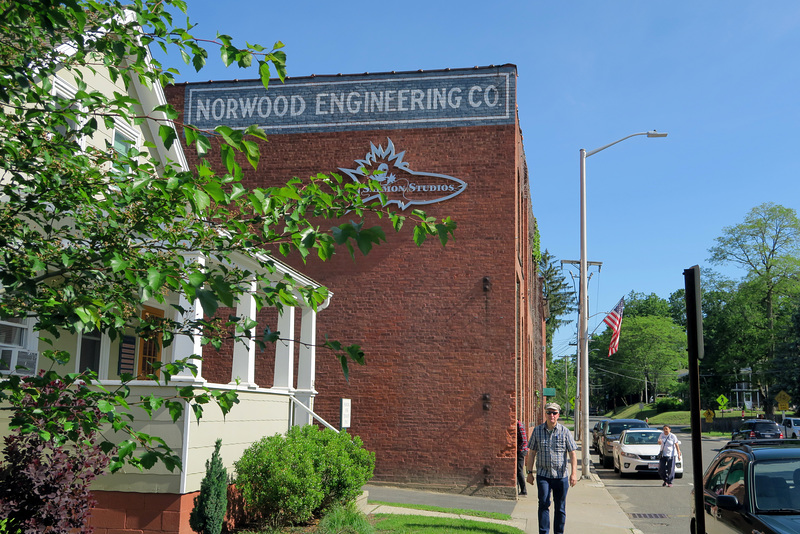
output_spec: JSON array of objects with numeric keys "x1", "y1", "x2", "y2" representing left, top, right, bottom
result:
[
  {"x1": 171, "y1": 256, "x2": 206, "y2": 384},
  {"x1": 230, "y1": 276, "x2": 258, "y2": 389},
  {"x1": 294, "y1": 307, "x2": 317, "y2": 425},
  {"x1": 272, "y1": 307, "x2": 295, "y2": 390}
]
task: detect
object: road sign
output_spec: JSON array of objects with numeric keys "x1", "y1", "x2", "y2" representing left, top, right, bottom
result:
[
  {"x1": 703, "y1": 409, "x2": 715, "y2": 423},
  {"x1": 717, "y1": 394, "x2": 729, "y2": 408},
  {"x1": 570, "y1": 396, "x2": 575, "y2": 408},
  {"x1": 779, "y1": 402, "x2": 790, "y2": 411},
  {"x1": 776, "y1": 390, "x2": 791, "y2": 405}
]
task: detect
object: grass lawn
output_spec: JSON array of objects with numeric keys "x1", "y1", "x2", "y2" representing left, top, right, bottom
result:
[
  {"x1": 367, "y1": 501, "x2": 511, "y2": 521},
  {"x1": 234, "y1": 502, "x2": 523, "y2": 534},
  {"x1": 372, "y1": 514, "x2": 524, "y2": 533},
  {"x1": 604, "y1": 403, "x2": 770, "y2": 430}
]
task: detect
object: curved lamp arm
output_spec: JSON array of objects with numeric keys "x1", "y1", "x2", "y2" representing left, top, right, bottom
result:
[{"x1": 586, "y1": 130, "x2": 668, "y2": 157}]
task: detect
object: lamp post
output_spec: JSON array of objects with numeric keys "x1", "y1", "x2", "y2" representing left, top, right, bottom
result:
[{"x1": 578, "y1": 130, "x2": 667, "y2": 479}]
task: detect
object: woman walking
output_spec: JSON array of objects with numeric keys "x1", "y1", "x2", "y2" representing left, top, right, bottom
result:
[{"x1": 658, "y1": 425, "x2": 681, "y2": 487}]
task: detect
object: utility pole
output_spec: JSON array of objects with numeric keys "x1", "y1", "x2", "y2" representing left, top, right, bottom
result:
[{"x1": 561, "y1": 260, "x2": 601, "y2": 441}]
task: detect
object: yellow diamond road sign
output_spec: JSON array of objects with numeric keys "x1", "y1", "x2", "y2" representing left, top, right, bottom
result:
[
  {"x1": 717, "y1": 394, "x2": 729, "y2": 407},
  {"x1": 776, "y1": 390, "x2": 791, "y2": 404}
]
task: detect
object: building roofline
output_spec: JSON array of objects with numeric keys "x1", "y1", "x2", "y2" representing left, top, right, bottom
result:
[{"x1": 168, "y1": 63, "x2": 518, "y2": 87}]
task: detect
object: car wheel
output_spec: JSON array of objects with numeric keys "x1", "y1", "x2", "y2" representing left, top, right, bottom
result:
[
  {"x1": 613, "y1": 457, "x2": 619, "y2": 473},
  {"x1": 675, "y1": 472, "x2": 683, "y2": 479},
  {"x1": 690, "y1": 518, "x2": 696, "y2": 534},
  {"x1": 603, "y1": 451, "x2": 613, "y2": 469}
]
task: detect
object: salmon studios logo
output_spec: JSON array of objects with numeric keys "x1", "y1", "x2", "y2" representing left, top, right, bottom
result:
[{"x1": 339, "y1": 138, "x2": 467, "y2": 210}]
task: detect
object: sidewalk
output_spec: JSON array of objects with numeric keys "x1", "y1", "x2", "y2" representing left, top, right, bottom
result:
[{"x1": 362, "y1": 443, "x2": 641, "y2": 534}]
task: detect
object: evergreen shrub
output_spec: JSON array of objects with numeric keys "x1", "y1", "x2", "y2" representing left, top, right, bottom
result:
[{"x1": 190, "y1": 439, "x2": 228, "y2": 534}]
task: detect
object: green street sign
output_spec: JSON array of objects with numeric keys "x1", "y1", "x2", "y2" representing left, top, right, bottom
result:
[
  {"x1": 717, "y1": 394, "x2": 729, "y2": 407},
  {"x1": 543, "y1": 387, "x2": 557, "y2": 397}
]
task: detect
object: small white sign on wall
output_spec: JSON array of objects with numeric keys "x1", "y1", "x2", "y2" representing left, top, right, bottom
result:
[{"x1": 340, "y1": 398, "x2": 352, "y2": 430}]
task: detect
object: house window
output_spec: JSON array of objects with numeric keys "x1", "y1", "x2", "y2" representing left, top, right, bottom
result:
[
  {"x1": 78, "y1": 329, "x2": 102, "y2": 374},
  {"x1": 112, "y1": 121, "x2": 139, "y2": 171},
  {"x1": 137, "y1": 307, "x2": 164, "y2": 379},
  {"x1": 0, "y1": 318, "x2": 37, "y2": 375},
  {"x1": 52, "y1": 76, "x2": 85, "y2": 149}
]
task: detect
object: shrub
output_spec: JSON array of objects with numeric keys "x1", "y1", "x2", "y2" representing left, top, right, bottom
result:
[
  {"x1": 656, "y1": 397, "x2": 684, "y2": 413},
  {"x1": 299, "y1": 426, "x2": 375, "y2": 514},
  {"x1": 190, "y1": 439, "x2": 228, "y2": 534},
  {"x1": 0, "y1": 376, "x2": 110, "y2": 534},
  {"x1": 235, "y1": 432, "x2": 323, "y2": 528},
  {"x1": 234, "y1": 425, "x2": 375, "y2": 528},
  {"x1": 0, "y1": 431, "x2": 110, "y2": 534}
]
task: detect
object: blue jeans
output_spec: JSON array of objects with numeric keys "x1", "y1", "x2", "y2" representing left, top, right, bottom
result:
[
  {"x1": 536, "y1": 476, "x2": 569, "y2": 534},
  {"x1": 659, "y1": 455, "x2": 676, "y2": 484}
]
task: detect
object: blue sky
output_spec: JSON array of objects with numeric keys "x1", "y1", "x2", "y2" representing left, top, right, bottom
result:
[{"x1": 165, "y1": 1, "x2": 800, "y2": 358}]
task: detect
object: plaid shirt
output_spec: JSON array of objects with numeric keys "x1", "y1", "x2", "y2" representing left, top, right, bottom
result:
[
  {"x1": 517, "y1": 421, "x2": 529, "y2": 454},
  {"x1": 528, "y1": 422, "x2": 577, "y2": 478}
]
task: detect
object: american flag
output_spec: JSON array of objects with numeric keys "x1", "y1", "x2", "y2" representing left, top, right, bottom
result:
[{"x1": 603, "y1": 298, "x2": 625, "y2": 357}]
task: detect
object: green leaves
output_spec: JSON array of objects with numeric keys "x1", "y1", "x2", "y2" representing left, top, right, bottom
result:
[
  {"x1": 331, "y1": 221, "x2": 387, "y2": 258},
  {"x1": 322, "y1": 338, "x2": 365, "y2": 382},
  {"x1": 0, "y1": 0, "x2": 459, "y2": 480}
]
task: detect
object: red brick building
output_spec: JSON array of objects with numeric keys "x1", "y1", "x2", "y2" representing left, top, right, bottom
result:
[{"x1": 166, "y1": 64, "x2": 546, "y2": 498}]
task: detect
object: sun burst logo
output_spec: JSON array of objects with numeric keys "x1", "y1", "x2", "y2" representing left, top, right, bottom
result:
[{"x1": 339, "y1": 138, "x2": 467, "y2": 210}]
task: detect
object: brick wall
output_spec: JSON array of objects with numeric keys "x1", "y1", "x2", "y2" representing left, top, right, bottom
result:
[{"x1": 165, "y1": 69, "x2": 543, "y2": 497}]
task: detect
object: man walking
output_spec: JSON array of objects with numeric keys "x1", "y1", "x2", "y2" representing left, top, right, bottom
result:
[
  {"x1": 525, "y1": 402, "x2": 578, "y2": 534},
  {"x1": 517, "y1": 420, "x2": 529, "y2": 496}
]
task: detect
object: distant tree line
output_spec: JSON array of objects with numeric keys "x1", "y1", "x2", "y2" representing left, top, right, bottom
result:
[{"x1": 542, "y1": 203, "x2": 800, "y2": 416}]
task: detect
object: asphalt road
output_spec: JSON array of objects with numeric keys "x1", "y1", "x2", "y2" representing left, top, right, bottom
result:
[{"x1": 589, "y1": 422, "x2": 730, "y2": 534}]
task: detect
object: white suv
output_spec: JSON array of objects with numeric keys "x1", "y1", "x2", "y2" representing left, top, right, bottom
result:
[{"x1": 782, "y1": 417, "x2": 800, "y2": 438}]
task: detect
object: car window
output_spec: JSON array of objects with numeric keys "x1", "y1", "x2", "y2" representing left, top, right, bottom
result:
[
  {"x1": 607, "y1": 422, "x2": 646, "y2": 434},
  {"x1": 724, "y1": 458, "x2": 746, "y2": 503},
  {"x1": 705, "y1": 456, "x2": 734, "y2": 495},
  {"x1": 623, "y1": 432, "x2": 659, "y2": 445},
  {"x1": 752, "y1": 459, "x2": 800, "y2": 511},
  {"x1": 754, "y1": 422, "x2": 780, "y2": 432}
]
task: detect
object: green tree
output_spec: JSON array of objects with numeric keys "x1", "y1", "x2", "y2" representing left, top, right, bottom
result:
[
  {"x1": 545, "y1": 354, "x2": 577, "y2": 418},
  {"x1": 590, "y1": 314, "x2": 686, "y2": 407},
  {"x1": 707, "y1": 203, "x2": 800, "y2": 414},
  {"x1": 622, "y1": 291, "x2": 671, "y2": 319},
  {"x1": 773, "y1": 302, "x2": 800, "y2": 409},
  {"x1": 0, "y1": 0, "x2": 455, "y2": 472},
  {"x1": 539, "y1": 249, "x2": 577, "y2": 361}
]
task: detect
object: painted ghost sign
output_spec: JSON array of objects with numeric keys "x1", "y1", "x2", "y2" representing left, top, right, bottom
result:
[
  {"x1": 183, "y1": 65, "x2": 516, "y2": 134},
  {"x1": 339, "y1": 139, "x2": 467, "y2": 210}
]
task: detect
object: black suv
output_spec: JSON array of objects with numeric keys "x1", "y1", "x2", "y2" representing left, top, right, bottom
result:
[
  {"x1": 692, "y1": 439, "x2": 800, "y2": 534},
  {"x1": 732, "y1": 419, "x2": 783, "y2": 440},
  {"x1": 598, "y1": 419, "x2": 649, "y2": 468}
]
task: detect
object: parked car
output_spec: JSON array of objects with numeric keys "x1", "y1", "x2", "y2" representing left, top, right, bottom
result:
[
  {"x1": 598, "y1": 419, "x2": 649, "y2": 468},
  {"x1": 782, "y1": 417, "x2": 800, "y2": 439},
  {"x1": 691, "y1": 439, "x2": 800, "y2": 534},
  {"x1": 592, "y1": 419, "x2": 609, "y2": 452},
  {"x1": 732, "y1": 420, "x2": 783, "y2": 440},
  {"x1": 612, "y1": 428, "x2": 683, "y2": 478}
]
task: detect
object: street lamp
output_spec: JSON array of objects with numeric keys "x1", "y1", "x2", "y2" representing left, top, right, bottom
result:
[{"x1": 578, "y1": 130, "x2": 667, "y2": 479}]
